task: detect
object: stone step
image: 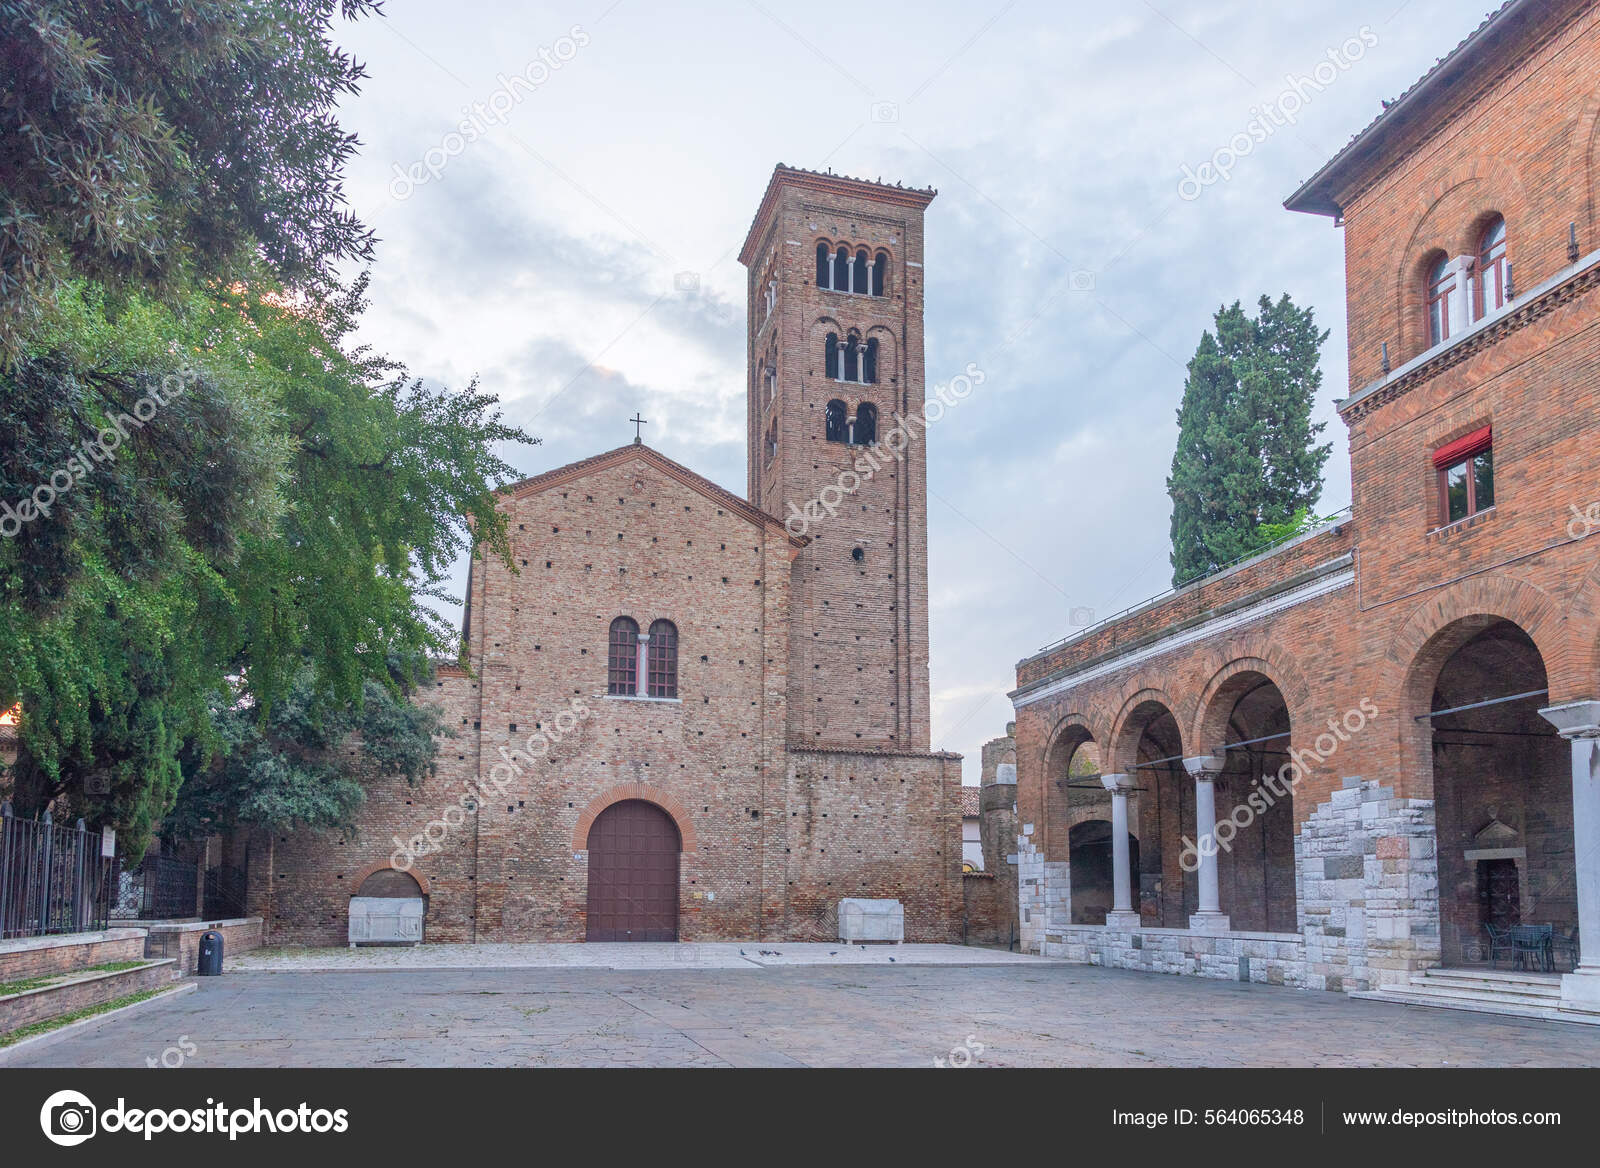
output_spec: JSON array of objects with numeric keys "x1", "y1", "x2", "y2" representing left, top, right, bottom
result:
[
  {"x1": 1397, "y1": 980, "x2": 1561, "y2": 1007},
  {"x1": 1351, "y1": 984, "x2": 1600, "y2": 1026},
  {"x1": 1414, "y1": 969, "x2": 1562, "y2": 997}
]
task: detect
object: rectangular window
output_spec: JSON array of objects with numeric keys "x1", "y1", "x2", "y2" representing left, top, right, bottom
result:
[{"x1": 1434, "y1": 427, "x2": 1493, "y2": 526}]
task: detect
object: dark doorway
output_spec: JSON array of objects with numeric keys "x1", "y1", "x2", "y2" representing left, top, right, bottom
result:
[
  {"x1": 1477, "y1": 858, "x2": 1521, "y2": 933},
  {"x1": 585, "y1": 800, "x2": 681, "y2": 941},
  {"x1": 1068, "y1": 819, "x2": 1140, "y2": 925}
]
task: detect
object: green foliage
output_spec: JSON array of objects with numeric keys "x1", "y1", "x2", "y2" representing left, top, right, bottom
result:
[
  {"x1": 0, "y1": 0, "x2": 379, "y2": 362},
  {"x1": 165, "y1": 662, "x2": 449, "y2": 839},
  {"x1": 0, "y1": 0, "x2": 536, "y2": 857},
  {"x1": 1, "y1": 277, "x2": 533, "y2": 848},
  {"x1": 1167, "y1": 294, "x2": 1332, "y2": 586}
]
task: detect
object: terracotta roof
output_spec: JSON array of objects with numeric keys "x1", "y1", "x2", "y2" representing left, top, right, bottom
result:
[
  {"x1": 1285, "y1": 0, "x2": 1583, "y2": 217},
  {"x1": 739, "y1": 163, "x2": 937, "y2": 266},
  {"x1": 501, "y1": 443, "x2": 806, "y2": 548},
  {"x1": 961, "y1": 786, "x2": 981, "y2": 818}
]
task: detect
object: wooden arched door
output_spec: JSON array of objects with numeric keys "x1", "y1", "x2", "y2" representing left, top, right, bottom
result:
[{"x1": 585, "y1": 800, "x2": 680, "y2": 941}]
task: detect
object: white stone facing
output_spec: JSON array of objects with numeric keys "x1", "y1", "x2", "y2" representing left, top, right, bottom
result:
[
  {"x1": 1029, "y1": 775, "x2": 1441, "y2": 996},
  {"x1": 348, "y1": 896, "x2": 424, "y2": 946},
  {"x1": 837, "y1": 898, "x2": 905, "y2": 942}
]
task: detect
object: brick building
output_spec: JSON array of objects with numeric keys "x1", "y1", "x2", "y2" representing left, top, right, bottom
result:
[
  {"x1": 247, "y1": 166, "x2": 963, "y2": 945},
  {"x1": 1010, "y1": 0, "x2": 1600, "y2": 1018}
]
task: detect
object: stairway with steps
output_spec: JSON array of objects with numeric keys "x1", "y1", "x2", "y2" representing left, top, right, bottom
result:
[{"x1": 1353, "y1": 966, "x2": 1600, "y2": 1025}]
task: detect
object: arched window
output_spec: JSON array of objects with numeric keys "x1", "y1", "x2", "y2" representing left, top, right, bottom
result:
[
  {"x1": 854, "y1": 402, "x2": 877, "y2": 446},
  {"x1": 835, "y1": 245, "x2": 850, "y2": 290},
  {"x1": 842, "y1": 333, "x2": 860, "y2": 383},
  {"x1": 854, "y1": 248, "x2": 869, "y2": 294},
  {"x1": 608, "y1": 617, "x2": 639, "y2": 695},
  {"x1": 862, "y1": 337, "x2": 878, "y2": 385},
  {"x1": 816, "y1": 242, "x2": 831, "y2": 288},
  {"x1": 825, "y1": 399, "x2": 848, "y2": 443},
  {"x1": 1427, "y1": 255, "x2": 1456, "y2": 346},
  {"x1": 871, "y1": 252, "x2": 887, "y2": 297},
  {"x1": 824, "y1": 332, "x2": 839, "y2": 379},
  {"x1": 647, "y1": 620, "x2": 678, "y2": 699},
  {"x1": 1475, "y1": 216, "x2": 1508, "y2": 320}
]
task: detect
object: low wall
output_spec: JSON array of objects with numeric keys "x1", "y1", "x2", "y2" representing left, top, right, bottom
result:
[
  {"x1": 0, "y1": 959, "x2": 177, "y2": 1034},
  {"x1": 1039, "y1": 924, "x2": 1307, "y2": 987},
  {"x1": 0, "y1": 929, "x2": 148, "y2": 981},
  {"x1": 140, "y1": 918, "x2": 263, "y2": 974}
]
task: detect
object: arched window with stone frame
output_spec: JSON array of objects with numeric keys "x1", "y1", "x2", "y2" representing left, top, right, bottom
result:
[
  {"x1": 816, "y1": 242, "x2": 832, "y2": 288},
  {"x1": 646, "y1": 620, "x2": 678, "y2": 699},
  {"x1": 608, "y1": 617, "x2": 639, "y2": 695}
]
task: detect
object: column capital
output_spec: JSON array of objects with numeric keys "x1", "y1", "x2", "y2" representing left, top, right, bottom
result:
[
  {"x1": 1540, "y1": 700, "x2": 1600, "y2": 739},
  {"x1": 1183, "y1": 754, "x2": 1226, "y2": 778},
  {"x1": 1099, "y1": 772, "x2": 1133, "y2": 793}
]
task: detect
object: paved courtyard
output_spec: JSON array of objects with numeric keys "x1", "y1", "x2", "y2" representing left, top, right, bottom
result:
[{"x1": 10, "y1": 945, "x2": 1600, "y2": 1067}]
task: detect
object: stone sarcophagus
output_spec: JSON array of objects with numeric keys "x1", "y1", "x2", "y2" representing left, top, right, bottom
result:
[
  {"x1": 348, "y1": 896, "x2": 424, "y2": 947},
  {"x1": 838, "y1": 898, "x2": 904, "y2": 943}
]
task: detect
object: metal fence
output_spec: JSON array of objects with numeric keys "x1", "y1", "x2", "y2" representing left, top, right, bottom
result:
[
  {"x1": 0, "y1": 804, "x2": 117, "y2": 941},
  {"x1": 116, "y1": 853, "x2": 199, "y2": 921}
]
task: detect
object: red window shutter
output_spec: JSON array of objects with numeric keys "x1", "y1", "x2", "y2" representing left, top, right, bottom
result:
[{"x1": 1433, "y1": 426, "x2": 1491, "y2": 469}]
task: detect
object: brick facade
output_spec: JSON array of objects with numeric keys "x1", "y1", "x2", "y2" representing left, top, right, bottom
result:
[
  {"x1": 1011, "y1": 0, "x2": 1600, "y2": 998},
  {"x1": 252, "y1": 168, "x2": 962, "y2": 946}
]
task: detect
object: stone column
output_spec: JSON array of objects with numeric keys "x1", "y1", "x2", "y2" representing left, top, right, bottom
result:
[
  {"x1": 1184, "y1": 755, "x2": 1231, "y2": 932},
  {"x1": 1101, "y1": 773, "x2": 1140, "y2": 930},
  {"x1": 1538, "y1": 700, "x2": 1600, "y2": 1012}
]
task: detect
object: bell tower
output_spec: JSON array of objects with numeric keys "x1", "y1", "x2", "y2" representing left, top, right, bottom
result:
[{"x1": 739, "y1": 165, "x2": 936, "y2": 752}]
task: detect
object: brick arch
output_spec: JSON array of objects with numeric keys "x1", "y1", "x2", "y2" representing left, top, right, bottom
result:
[
  {"x1": 573, "y1": 784, "x2": 697, "y2": 854},
  {"x1": 1107, "y1": 684, "x2": 1186, "y2": 774},
  {"x1": 348, "y1": 861, "x2": 431, "y2": 899},
  {"x1": 1386, "y1": 574, "x2": 1564, "y2": 799},
  {"x1": 1042, "y1": 711, "x2": 1101, "y2": 775},
  {"x1": 1189, "y1": 641, "x2": 1314, "y2": 757},
  {"x1": 1393, "y1": 161, "x2": 1532, "y2": 360}
]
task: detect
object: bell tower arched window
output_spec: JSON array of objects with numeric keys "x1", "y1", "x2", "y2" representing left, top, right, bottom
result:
[
  {"x1": 816, "y1": 242, "x2": 831, "y2": 288},
  {"x1": 872, "y1": 252, "x2": 887, "y2": 296},
  {"x1": 854, "y1": 402, "x2": 877, "y2": 446},
  {"x1": 825, "y1": 332, "x2": 839, "y2": 379},
  {"x1": 825, "y1": 399, "x2": 848, "y2": 443},
  {"x1": 842, "y1": 333, "x2": 860, "y2": 383}
]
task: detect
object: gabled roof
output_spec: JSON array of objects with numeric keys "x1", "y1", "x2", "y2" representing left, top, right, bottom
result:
[
  {"x1": 1285, "y1": 0, "x2": 1585, "y2": 217},
  {"x1": 739, "y1": 163, "x2": 937, "y2": 266},
  {"x1": 502, "y1": 442, "x2": 807, "y2": 548}
]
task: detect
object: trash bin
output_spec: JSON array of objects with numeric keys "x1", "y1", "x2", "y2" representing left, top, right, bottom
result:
[{"x1": 197, "y1": 930, "x2": 224, "y2": 976}]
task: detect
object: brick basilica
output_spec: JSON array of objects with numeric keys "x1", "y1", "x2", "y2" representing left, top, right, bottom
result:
[
  {"x1": 245, "y1": 166, "x2": 964, "y2": 945},
  {"x1": 1011, "y1": 0, "x2": 1600, "y2": 1018}
]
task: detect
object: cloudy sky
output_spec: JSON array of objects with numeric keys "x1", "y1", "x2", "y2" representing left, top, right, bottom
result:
[{"x1": 330, "y1": 0, "x2": 1481, "y2": 781}]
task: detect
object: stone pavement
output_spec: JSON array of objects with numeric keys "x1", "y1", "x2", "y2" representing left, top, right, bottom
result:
[
  {"x1": 11, "y1": 954, "x2": 1600, "y2": 1068},
  {"x1": 229, "y1": 941, "x2": 1049, "y2": 971}
]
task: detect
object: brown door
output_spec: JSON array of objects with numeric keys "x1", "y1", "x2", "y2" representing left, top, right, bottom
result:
[{"x1": 586, "y1": 800, "x2": 680, "y2": 941}]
